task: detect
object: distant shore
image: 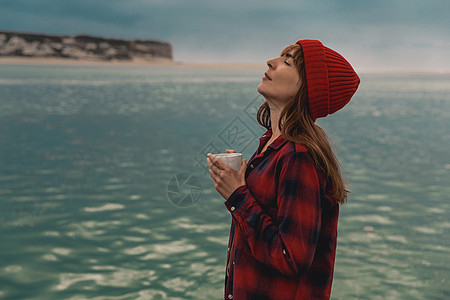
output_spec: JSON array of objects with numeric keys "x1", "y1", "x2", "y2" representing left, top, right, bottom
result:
[
  {"x1": 0, "y1": 56, "x2": 265, "y2": 69},
  {"x1": 0, "y1": 56, "x2": 175, "y2": 66},
  {"x1": 2, "y1": 56, "x2": 447, "y2": 74}
]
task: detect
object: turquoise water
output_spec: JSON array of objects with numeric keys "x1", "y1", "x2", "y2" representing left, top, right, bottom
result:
[{"x1": 0, "y1": 64, "x2": 449, "y2": 299}]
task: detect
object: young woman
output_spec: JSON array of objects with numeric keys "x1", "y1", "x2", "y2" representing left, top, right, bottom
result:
[{"x1": 207, "y1": 39, "x2": 360, "y2": 300}]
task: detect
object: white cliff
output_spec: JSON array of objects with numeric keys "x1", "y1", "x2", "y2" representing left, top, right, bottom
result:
[{"x1": 0, "y1": 30, "x2": 172, "y2": 61}]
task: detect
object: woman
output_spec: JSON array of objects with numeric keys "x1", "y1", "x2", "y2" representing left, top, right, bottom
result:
[{"x1": 207, "y1": 39, "x2": 359, "y2": 300}]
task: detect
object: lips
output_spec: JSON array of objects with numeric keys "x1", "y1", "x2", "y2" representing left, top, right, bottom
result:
[{"x1": 264, "y1": 72, "x2": 272, "y2": 80}]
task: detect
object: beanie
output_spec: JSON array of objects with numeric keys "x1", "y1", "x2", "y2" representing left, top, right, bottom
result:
[{"x1": 296, "y1": 39, "x2": 360, "y2": 121}]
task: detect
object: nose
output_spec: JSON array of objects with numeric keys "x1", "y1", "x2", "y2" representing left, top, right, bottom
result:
[
  {"x1": 266, "y1": 57, "x2": 277, "y2": 69},
  {"x1": 266, "y1": 56, "x2": 283, "y2": 69}
]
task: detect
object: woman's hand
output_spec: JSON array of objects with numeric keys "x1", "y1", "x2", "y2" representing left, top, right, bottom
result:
[{"x1": 206, "y1": 151, "x2": 247, "y2": 200}]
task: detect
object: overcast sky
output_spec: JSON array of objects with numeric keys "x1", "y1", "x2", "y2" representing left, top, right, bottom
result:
[{"x1": 1, "y1": 0, "x2": 449, "y2": 72}]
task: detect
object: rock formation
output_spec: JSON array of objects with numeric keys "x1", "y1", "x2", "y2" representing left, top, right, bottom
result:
[{"x1": 0, "y1": 30, "x2": 172, "y2": 61}]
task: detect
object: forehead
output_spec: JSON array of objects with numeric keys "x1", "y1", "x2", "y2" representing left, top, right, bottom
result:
[{"x1": 281, "y1": 44, "x2": 299, "y2": 56}]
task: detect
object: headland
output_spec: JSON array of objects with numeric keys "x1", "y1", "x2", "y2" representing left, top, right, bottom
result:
[{"x1": 0, "y1": 30, "x2": 173, "y2": 64}]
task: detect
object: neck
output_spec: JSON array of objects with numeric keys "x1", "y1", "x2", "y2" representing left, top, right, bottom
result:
[{"x1": 266, "y1": 101, "x2": 284, "y2": 139}]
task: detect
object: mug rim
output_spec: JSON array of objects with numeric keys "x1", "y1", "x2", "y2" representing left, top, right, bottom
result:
[{"x1": 213, "y1": 153, "x2": 242, "y2": 158}]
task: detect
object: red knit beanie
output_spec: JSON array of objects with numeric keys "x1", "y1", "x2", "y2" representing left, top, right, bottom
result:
[{"x1": 296, "y1": 39, "x2": 360, "y2": 121}]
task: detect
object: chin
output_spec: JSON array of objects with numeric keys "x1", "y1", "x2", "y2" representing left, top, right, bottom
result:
[
  {"x1": 257, "y1": 88, "x2": 272, "y2": 102},
  {"x1": 257, "y1": 83, "x2": 266, "y2": 96}
]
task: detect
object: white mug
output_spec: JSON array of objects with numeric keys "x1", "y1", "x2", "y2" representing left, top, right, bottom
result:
[{"x1": 213, "y1": 153, "x2": 242, "y2": 170}]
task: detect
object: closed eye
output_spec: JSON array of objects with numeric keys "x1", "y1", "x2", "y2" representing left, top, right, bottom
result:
[{"x1": 284, "y1": 53, "x2": 294, "y2": 66}]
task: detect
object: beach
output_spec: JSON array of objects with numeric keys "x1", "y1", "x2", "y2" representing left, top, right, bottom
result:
[{"x1": 0, "y1": 56, "x2": 265, "y2": 70}]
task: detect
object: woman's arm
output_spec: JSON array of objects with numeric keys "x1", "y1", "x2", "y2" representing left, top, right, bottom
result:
[{"x1": 225, "y1": 152, "x2": 322, "y2": 277}]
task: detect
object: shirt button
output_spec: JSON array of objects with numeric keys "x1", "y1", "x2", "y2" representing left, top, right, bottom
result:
[
  {"x1": 283, "y1": 249, "x2": 286, "y2": 255},
  {"x1": 228, "y1": 294, "x2": 233, "y2": 299},
  {"x1": 230, "y1": 206, "x2": 235, "y2": 211},
  {"x1": 250, "y1": 164, "x2": 254, "y2": 169}
]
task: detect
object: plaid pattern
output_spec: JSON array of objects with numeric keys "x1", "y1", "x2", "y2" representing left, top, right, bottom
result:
[{"x1": 224, "y1": 129, "x2": 339, "y2": 300}]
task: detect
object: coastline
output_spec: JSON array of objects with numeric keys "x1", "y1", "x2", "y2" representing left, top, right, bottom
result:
[
  {"x1": 2, "y1": 57, "x2": 447, "y2": 74},
  {"x1": 0, "y1": 56, "x2": 266, "y2": 70}
]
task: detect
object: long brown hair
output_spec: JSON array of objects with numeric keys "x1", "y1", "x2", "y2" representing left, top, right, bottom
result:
[{"x1": 257, "y1": 44, "x2": 349, "y2": 204}]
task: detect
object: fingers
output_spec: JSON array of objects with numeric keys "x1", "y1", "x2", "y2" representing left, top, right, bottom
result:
[
  {"x1": 208, "y1": 167, "x2": 218, "y2": 181},
  {"x1": 206, "y1": 155, "x2": 224, "y2": 181},
  {"x1": 225, "y1": 149, "x2": 236, "y2": 153},
  {"x1": 206, "y1": 153, "x2": 227, "y2": 170},
  {"x1": 206, "y1": 157, "x2": 217, "y2": 177}
]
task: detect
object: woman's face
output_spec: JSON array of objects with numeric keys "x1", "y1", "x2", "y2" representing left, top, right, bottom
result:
[{"x1": 257, "y1": 50, "x2": 301, "y2": 105}]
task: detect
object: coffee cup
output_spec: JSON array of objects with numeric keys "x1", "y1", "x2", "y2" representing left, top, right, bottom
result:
[{"x1": 212, "y1": 153, "x2": 242, "y2": 170}]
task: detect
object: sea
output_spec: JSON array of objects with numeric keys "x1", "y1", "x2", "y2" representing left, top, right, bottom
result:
[{"x1": 0, "y1": 63, "x2": 449, "y2": 300}]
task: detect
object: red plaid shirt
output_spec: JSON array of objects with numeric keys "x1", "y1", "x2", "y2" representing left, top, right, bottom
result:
[{"x1": 224, "y1": 129, "x2": 339, "y2": 300}]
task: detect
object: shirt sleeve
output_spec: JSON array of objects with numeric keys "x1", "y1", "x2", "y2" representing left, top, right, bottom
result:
[{"x1": 225, "y1": 151, "x2": 322, "y2": 277}]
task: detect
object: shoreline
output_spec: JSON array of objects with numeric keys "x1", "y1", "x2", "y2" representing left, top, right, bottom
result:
[
  {"x1": 1, "y1": 57, "x2": 449, "y2": 75},
  {"x1": 0, "y1": 56, "x2": 266, "y2": 70}
]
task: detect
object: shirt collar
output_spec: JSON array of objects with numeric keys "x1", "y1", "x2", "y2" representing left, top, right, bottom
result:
[{"x1": 260, "y1": 129, "x2": 289, "y2": 151}]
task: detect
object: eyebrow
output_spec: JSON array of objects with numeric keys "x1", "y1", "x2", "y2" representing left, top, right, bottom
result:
[{"x1": 285, "y1": 53, "x2": 294, "y2": 58}]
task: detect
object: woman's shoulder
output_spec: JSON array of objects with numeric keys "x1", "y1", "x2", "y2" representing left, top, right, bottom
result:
[
  {"x1": 279, "y1": 139, "x2": 310, "y2": 155},
  {"x1": 276, "y1": 139, "x2": 314, "y2": 165},
  {"x1": 279, "y1": 140, "x2": 329, "y2": 188},
  {"x1": 293, "y1": 142, "x2": 309, "y2": 154}
]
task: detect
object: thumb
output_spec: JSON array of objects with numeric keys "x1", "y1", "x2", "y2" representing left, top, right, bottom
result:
[
  {"x1": 240, "y1": 159, "x2": 247, "y2": 170},
  {"x1": 226, "y1": 149, "x2": 236, "y2": 153}
]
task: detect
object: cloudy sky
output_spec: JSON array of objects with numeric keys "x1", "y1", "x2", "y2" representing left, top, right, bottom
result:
[{"x1": 1, "y1": 0, "x2": 449, "y2": 72}]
